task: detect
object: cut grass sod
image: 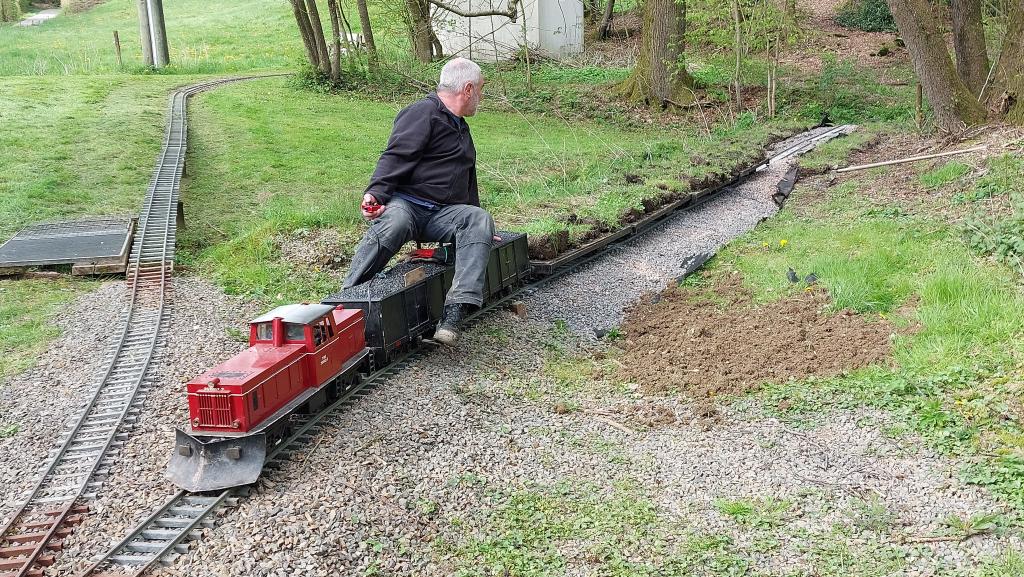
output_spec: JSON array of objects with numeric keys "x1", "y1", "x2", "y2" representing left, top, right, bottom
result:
[
  {"x1": 179, "y1": 76, "x2": 808, "y2": 303},
  {"x1": 709, "y1": 167, "x2": 1024, "y2": 512}
]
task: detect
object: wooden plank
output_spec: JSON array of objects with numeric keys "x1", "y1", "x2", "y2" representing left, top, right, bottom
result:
[{"x1": 403, "y1": 267, "x2": 427, "y2": 287}]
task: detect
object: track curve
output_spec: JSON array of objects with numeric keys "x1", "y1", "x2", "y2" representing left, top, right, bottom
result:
[{"x1": 0, "y1": 76, "x2": 277, "y2": 577}]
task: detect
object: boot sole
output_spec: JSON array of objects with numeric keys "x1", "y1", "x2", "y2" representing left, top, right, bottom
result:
[{"x1": 433, "y1": 327, "x2": 458, "y2": 345}]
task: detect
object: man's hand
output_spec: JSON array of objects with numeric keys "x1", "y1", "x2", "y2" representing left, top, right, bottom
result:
[{"x1": 361, "y1": 193, "x2": 385, "y2": 220}]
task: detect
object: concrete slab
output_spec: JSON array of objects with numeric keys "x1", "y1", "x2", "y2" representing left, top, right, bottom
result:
[{"x1": 0, "y1": 217, "x2": 134, "y2": 275}]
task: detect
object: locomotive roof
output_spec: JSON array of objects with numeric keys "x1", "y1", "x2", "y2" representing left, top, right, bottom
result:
[{"x1": 250, "y1": 303, "x2": 335, "y2": 325}]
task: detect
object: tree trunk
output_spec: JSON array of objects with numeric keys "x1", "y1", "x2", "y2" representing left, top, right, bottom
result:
[
  {"x1": 0, "y1": 0, "x2": 17, "y2": 23},
  {"x1": 731, "y1": 0, "x2": 743, "y2": 108},
  {"x1": 137, "y1": 0, "x2": 154, "y2": 66},
  {"x1": 305, "y1": 0, "x2": 332, "y2": 74},
  {"x1": 326, "y1": 0, "x2": 342, "y2": 83},
  {"x1": 148, "y1": 0, "x2": 170, "y2": 68},
  {"x1": 290, "y1": 0, "x2": 320, "y2": 69},
  {"x1": 886, "y1": 0, "x2": 987, "y2": 131},
  {"x1": 988, "y1": 2, "x2": 1024, "y2": 124},
  {"x1": 406, "y1": 0, "x2": 434, "y2": 63},
  {"x1": 598, "y1": 0, "x2": 615, "y2": 40},
  {"x1": 355, "y1": 0, "x2": 379, "y2": 71},
  {"x1": 617, "y1": 0, "x2": 696, "y2": 107},
  {"x1": 951, "y1": 0, "x2": 988, "y2": 97},
  {"x1": 336, "y1": 0, "x2": 358, "y2": 71}
]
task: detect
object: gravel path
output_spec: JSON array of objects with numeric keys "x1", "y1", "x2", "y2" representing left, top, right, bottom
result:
[{"x1": 148, "y1": 313, "x2": 1019, "y2": 577}]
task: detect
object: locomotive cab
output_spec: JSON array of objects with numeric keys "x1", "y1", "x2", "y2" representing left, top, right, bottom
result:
[{"x1": 167, "y1": 303, "x2": 368, "y2": 492}]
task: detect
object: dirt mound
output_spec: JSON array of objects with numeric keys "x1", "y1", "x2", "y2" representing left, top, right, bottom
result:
[{"x1": 617, "y1": 274, "x2": 895, "y2": 397}]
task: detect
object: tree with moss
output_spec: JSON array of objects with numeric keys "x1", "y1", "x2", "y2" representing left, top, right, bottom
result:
[
  {"x1": 988, "y1": 2, "x2": 1024, "y2": 125},
  {"x1": 617, "y1": 0, "x2": 696, "y2": 108},
  {"x1": 886, "y1": 0, "x2": 1023, "y2": 130},
  {"x1": 0, "y1": 0, "x2": 20, "y2": 23},
  {"x1": 886, "y1": 0, "x2": 987, "y2": 131}
]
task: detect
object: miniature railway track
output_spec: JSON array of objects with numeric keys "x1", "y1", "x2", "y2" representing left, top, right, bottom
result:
[
  {"x1": 0, "y1": 76, "x2": 271, "y2": 577},
  {"x1": 76, "y1": 356, "x2": 416, "y2": 576},
  {"x1": 74, "y1": 114, "x2": 856, "y2": 576}
]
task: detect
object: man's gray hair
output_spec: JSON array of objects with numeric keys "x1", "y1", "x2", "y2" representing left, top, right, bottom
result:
[{"x1": 437, "y1": 58, "x2": 482, "y2": 93}]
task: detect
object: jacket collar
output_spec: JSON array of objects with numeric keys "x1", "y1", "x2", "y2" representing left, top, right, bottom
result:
[{"x1": 428, "y1": 92, "x2": 466, "y2": 126}]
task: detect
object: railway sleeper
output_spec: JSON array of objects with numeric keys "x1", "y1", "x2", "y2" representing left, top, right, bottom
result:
[
  {"x1": 127, "y1": 540, "x2": 191, "y2": 555},
  {"x1": 3, "y1": 528, "x2": 71, "y2": 546},
  {"x1": 107, "y1": 554, "x2": 150, "y2": 566},
  {"x1": 0, "y1": 540, "x2": 64, "y2": 557}
]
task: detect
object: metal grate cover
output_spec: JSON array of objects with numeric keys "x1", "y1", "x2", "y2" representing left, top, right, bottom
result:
[{"x1": 0, "y1": 217, "x2": 133, "y2": 267}]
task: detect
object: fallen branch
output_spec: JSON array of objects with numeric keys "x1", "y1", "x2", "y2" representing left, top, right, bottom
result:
[
  {"x1": 427, "y1": 0, "x2": 519, "y2": 20},
  {"x1": 836, "y1": 146, "x2": 987, "y2": 173}
]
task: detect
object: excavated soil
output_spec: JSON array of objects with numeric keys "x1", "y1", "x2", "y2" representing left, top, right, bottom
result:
[{"x1": 617, "y1": 274, "x2": 896, "y2": 397}]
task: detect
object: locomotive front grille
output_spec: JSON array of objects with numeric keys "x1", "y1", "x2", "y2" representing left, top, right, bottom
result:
[{"x1": 196, "y1": 392, "x2": 234, "y2": 428}]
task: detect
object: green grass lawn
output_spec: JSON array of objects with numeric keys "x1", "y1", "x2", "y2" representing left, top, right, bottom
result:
[
  {"x1": 0, "y1": 0, "x2": 300, "y2": 74},
  {"x1": 0, "y1": 74, "x2": 199, "y2": 384},
  {"x1": 0, "y1": 75, "x2": 195, "y2": 239}
]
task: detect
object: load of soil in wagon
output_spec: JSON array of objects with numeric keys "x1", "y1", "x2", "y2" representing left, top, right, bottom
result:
[{"x1": 617, "y1": 274, "x2": 897, "y2": 397}]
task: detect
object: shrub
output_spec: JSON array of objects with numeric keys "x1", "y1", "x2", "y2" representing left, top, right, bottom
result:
[{"x1": 835, "y1": 0, "x2": 896, "y2": 33}]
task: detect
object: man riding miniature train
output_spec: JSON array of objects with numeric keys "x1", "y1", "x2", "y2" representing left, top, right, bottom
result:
[{"x1": 343, "y1": 57, "x2": 498, "y2": 345}]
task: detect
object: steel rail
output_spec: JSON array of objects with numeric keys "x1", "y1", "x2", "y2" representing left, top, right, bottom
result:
[
  {"x1": 76, "y1": 119, "x2": 857, "y2": 576},
  {"x1": 76, "y1": 349, "x2": 421, "y2": 576},
  {"x1": 0, "y1": 76, "x2": 275, "y2": 577}
]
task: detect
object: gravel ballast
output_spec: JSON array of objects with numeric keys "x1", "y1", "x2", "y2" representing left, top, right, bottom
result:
[
  {"x1": 2, "y1": 128, "x2": 1018, "y2": 576},
  {"x1": 0, "y1": 283, "x2": 129, "y2": 515}
]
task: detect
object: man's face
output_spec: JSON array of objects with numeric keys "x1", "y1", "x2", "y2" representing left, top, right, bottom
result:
[{"x1": 464, "y1": 79, "x2": 484, "y2": 117}]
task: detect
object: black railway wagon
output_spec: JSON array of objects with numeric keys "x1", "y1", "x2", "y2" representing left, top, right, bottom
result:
[{"x1": 323, "y1": 231, "x2": 530, "y2": 365}]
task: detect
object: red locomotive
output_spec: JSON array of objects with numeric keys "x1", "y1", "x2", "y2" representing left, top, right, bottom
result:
[{"x1": 167, "y1": 303, "x2": 368, "y2": 492}]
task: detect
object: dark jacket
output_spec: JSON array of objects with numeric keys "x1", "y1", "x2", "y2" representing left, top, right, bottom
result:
[{"x1": 365, "y1": 93, "x2": 479, "y2": 207}]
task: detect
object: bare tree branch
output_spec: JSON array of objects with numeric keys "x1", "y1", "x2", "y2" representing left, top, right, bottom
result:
[{"x1": 427, "y1": 0, "x2": 520, "y2": 21}]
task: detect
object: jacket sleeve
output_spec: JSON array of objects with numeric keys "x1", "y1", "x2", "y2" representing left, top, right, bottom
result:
[{"x1": 365, "y1": 101, "x2": 433, "y2": 203}]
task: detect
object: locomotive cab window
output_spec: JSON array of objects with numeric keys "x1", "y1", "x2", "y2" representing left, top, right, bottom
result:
[
  {"x1": 255, "y1": 322, "x2": 273, "y2": 341},
  {"x1": 285, "y1": 322, "x2": 306, "y2": 342},
  {"x1": 312, "y1": 319, "x2": 332, "y2": 346}
]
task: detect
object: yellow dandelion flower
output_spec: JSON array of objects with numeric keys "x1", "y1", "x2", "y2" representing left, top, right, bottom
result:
[{"x1": 779, "y1": 239, "x2": 788, "y2": 248}]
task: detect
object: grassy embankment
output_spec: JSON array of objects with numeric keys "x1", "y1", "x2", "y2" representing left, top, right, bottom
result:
[{"x1": 726, "y1": 139, "x2": 1024, "y2": 507}]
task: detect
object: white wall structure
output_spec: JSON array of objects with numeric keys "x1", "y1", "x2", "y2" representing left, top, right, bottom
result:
[{"x1": 434, "y1": 0, "x2": 583, "y2": 63}]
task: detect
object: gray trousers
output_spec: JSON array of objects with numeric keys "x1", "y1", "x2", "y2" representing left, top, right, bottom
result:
[{"x1": 342, "y1": 197, "x2": 496, "y2": 307}]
